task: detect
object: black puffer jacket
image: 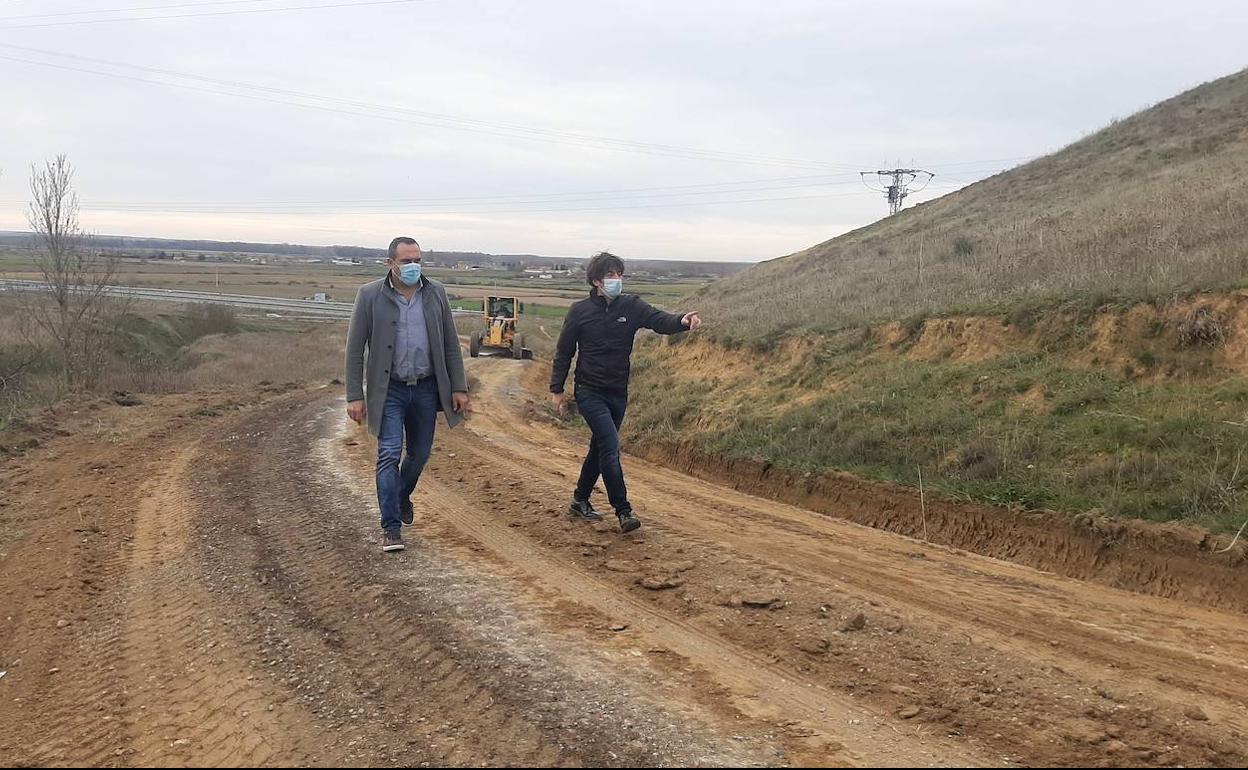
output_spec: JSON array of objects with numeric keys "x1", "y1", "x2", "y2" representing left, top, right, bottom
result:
[{"x1": 550, "y1": 290, "x2": 687, "y2": 395}]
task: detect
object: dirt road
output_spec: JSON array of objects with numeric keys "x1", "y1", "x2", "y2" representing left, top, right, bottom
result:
[{"x1": 1, "y1": 359, "x2": 1245, "y2": 767}]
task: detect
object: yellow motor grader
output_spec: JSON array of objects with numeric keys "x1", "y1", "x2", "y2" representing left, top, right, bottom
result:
[{"x1": 469, "y1": 296, "x2": 532, "y2": 359}]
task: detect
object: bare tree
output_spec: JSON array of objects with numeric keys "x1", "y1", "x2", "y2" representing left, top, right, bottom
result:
[{"x1": 25, "y1": 155, "x2": 120, "y2": 388}]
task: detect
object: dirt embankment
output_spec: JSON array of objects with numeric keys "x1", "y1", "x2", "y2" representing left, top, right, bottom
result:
[
  {"x1": 603, "y1": 294, "x2": 1248, "y2": 615},
  {"x1": 633, "y1": 441, "x2": 1248, "y2": 614},
  {"x1": 526, "y1": 334, "x2": 1248, "y2": 616},
  {"x1": 525, "y1": 341, "x2": 1248, "y2": 615}
]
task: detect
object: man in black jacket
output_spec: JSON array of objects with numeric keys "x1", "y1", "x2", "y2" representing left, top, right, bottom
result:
[{"x1": 550, "y1": 252, "x2": 702, "y2": 532}]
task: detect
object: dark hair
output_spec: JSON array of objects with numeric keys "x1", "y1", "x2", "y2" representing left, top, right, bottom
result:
[
  {"x1": 388, "y1": 236, "x2": 420, "y2": 260},
  {"x1": 585, "y1": 251, "x2": 625, "y2": 285}
]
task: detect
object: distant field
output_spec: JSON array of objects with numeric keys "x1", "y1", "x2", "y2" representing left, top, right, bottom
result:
[
  {"x1": 0, "y1": 252, "x2": 707, "y2": 315},
  {"x1": 0, "y1": 252, "x2": 375, "y2": 302}
]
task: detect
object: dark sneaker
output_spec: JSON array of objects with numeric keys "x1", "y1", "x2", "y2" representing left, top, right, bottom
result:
[
  {"x1": 400, "y1": 498, "x2": 414, "y2": 526},
  {"x1": 617, "y1": 510, "x2": 641, "y2": 533},
  {"x1": 569, "y1": 498, "x2": 603, "y2": 521},
  {"x1": 382, "y1": 531, "x2": 406, "y2": 553}
]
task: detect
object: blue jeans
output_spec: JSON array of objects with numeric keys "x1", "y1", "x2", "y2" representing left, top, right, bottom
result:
[
  {"x1": 574, "y1": 388, "x2": 631, "y2": 514},
  {"x1": 376, "y1": 377, "x2": 439, "y2": 533}
]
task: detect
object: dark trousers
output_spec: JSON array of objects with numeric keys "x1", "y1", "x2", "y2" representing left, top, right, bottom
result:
[{"x1": 574, "y1": 388, "x2": 631, "y2": 514}]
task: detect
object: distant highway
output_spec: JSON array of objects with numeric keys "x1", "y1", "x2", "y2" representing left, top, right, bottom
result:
[{"x1": 0, "y1": 279, "x2": 476, "y2": 320}]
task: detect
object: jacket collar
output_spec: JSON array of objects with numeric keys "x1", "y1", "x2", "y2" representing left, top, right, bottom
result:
[{"x1": 588, "y1": 288, "x2": 618, "y2": 307}]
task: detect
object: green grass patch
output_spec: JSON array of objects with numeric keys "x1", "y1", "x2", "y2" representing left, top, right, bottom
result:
[{"x1": 627, "y1": 339, "x2": 1248, "y2": 533}]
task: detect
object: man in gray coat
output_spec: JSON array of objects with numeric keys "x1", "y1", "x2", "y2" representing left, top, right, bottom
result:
[{"x1": 345, "y1": 237, "x2": 470, "y2": 553}]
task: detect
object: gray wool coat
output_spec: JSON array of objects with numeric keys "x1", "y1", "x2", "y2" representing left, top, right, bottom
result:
[{"x1": 345, "y1": 275, "x2": 468, "y2": 437}]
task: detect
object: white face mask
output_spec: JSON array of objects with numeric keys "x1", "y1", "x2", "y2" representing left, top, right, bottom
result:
[
  {"x1": 398, "y1": 262, "x2": 422, "y2": 286},
  {"x1": 602, "y1": 278, "x2": 623, "y2": 299}
]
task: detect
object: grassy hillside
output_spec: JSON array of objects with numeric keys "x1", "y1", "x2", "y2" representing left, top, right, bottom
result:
[
  {"x1": 626, "y1": 68, "x2": 1248, "y2": 533},
  {"x1": 694, "y1": 68, "x2": 1248, "y2": 346}
]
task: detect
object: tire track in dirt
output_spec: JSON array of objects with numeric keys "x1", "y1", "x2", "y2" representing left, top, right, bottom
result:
[
  {"x1": 615, "y1": 476, "x2": 1248, "y2": 732},
  {"x1": 408, "y1": 470, "x2": 988, "y2": 767},
  {"x1": 462, "y1": 391, "x2": 1248, "y2": 726},
  {"x1": 116, "y1": 446, "x2": 314, "y2": 767},
  {"x1": 1, "y1": 390, "x2": 328, "y2": 768},
  {"x1": 185, "y1": 395, "x2": 780, "y2": 767},
  {"x1": 2, "y1": 385, "x2": 785, "y2": 768},
  {"x1": 6, "y1": 364, "x2": 1247, "y2": 767},
  {"x1": 2, "y1": 428, "x2": 139, "y2": 766},
  {"x1": 325, "y1": 380, "x2": 994, "y2": 766},
  {"x1": 402, "y1": 358, "x2": 1247, "y2": 768}
]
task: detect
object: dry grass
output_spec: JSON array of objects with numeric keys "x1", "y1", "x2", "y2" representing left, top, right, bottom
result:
[
  {"x1": 91, "y1": 318, "x2": 344, "y2": 395},
  {"x1": 694, "y1": 68, "x2": 1248, "y2": 344},
  {"x1": 1178, "y1": 305, "x2": 1228, "y2": 348},
  {"x1": 177, "y1": 325, "x2": 345, "y2": 389},
  {"x1": 0, "y1": 299, "x2": 62, "y2": 425},
  {"x1": 0, "y1": 293, "x2": 347, "y2": 429}
]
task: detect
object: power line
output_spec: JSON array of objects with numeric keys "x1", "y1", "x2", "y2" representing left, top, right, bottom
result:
[
  {"x1": 0, "y1": 0, "x2": 313, "y2": 21},
  {"x1": 925, "y1": 155, "x2": 1036, "y2": 170},
  {"x1": 860, "y1": 168, "x2": 934, "y2": 216},
  {"x1": 0, "y1": 0, "x2": 426, "y2": 30},
  {"x1": 19, "y1": 182, "x2": 875, "y2": 216},
  {"x1": 0, "y1": 50, "x2": 1027, "y2": 216},
  {"x1": 0, "y1": 172, "x2": 857, "y2": 206},
  {"x1": 68, "y1": 188, "x2": 877, "y2": 217},
  {"x1": 51, "y1": 177, "x2": 867, "y2": 212},
  {"x1": 929, "y1": 173, "x2": 994, "y2": 185},
  {"x1": 0, "y1": 174, "x2": 997, "y2": 215},
  {"x1": 0, "y1": 45, "x2": 868, "y2": 172},
  {"x1": 0, "y1": 168, "x2": 1000, "y2": 212}
]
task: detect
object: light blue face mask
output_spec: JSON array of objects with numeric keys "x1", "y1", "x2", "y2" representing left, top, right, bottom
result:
[
  {"x1": 398, "y1": 262, "x2": 422, "y2": 286},
  {"x1": 602, "y1": 278, "x2": 623, "y2": 299}
]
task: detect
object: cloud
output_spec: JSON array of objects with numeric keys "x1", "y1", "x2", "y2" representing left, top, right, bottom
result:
[{"x1": 1, "y1": 0, "x2": 1245, "y2": 260}]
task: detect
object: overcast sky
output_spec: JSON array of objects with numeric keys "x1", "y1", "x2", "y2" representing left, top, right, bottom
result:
[{"x1": 0, "y1": 0, "x2": 1245, "y2": 261}]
